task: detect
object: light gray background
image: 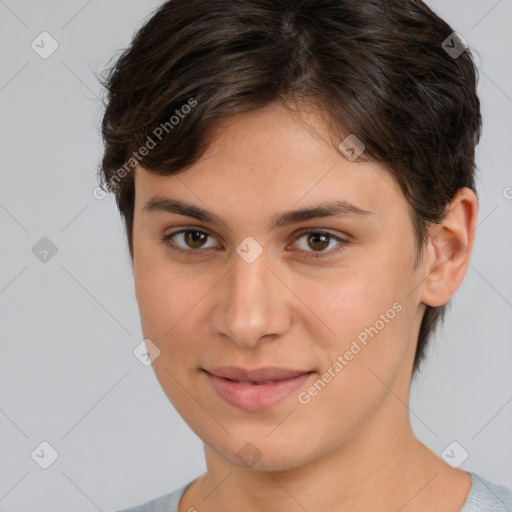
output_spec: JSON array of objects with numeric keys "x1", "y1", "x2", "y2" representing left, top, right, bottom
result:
[{"x1": 0, "y1": 1, "x2": 511, "y2": 511}]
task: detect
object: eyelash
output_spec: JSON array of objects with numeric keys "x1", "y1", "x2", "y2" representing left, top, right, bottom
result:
[{"x1": 160, "y1": 228, "x2": 350, "y2": 259}]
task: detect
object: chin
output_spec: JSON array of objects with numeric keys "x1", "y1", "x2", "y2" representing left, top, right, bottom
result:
[
  {"x1": 222, "y1": 445, "x2": 307, "y2": 472},
  {"x1": 206, "y1": 431, "x2": 320, "y2": 472}
]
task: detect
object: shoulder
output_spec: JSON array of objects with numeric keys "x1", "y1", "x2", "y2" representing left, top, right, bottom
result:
[
  {"x1": 114, "y1": 481, "x2": 191, "y2": 512},
  {"x1": 461, "y1": 472, "x2": 512, "y2": 512}
]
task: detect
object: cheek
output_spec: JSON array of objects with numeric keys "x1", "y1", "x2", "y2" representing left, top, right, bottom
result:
[
  {"x1": 297, "y1": 249, "x2": 413, "y2": 374},
  {"x1": 134, "y1": 246, "x2": 181, "y2": 339},
  {"x1": 135, "y1": 268, "x2": 196, "y2": 339},
  {"x1": 293, "y1": 270, "x2": 412, "y2": 436},
  {"x1": 133, "y1": 247, "x2": 214, "y2": 371}
]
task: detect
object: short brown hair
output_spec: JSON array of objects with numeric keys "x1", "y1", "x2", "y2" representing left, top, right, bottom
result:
[{"x1": 97, "y1": 0, "x2": 482, "y2": 375}]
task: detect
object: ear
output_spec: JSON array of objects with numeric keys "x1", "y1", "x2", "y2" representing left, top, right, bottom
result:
[{"x1": 420, "y1": 187, "x2": 478, "y2": 307}]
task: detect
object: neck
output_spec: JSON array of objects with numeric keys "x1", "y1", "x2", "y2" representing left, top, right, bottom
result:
[{"x1": 185, "y1": 397, "x2": 470, "y2": 512}]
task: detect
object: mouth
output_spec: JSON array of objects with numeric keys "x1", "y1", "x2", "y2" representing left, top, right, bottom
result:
[{"x1": 202, "y1": 367, "x2": 315, "y2": 412}]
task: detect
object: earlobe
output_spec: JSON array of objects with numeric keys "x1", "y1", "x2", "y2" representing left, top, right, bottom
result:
[{"x1": 419, "y1": 188, "x2": 478, "y2": 307}]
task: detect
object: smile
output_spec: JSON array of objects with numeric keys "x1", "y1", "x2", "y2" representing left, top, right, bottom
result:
[{"x1": 203, "y1": 368, "x2": 315, "y2": 412}]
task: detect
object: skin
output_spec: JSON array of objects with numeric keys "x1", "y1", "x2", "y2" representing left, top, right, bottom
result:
[{"x1": 132, "y1": 101, "x2": 478, "y2": 512}]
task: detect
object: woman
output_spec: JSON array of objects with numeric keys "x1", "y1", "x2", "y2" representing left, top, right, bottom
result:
[{"x1": 97, "y1": 0, "x2": 512, "y2": 510}]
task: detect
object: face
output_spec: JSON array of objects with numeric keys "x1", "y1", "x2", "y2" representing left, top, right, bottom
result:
[{"x1": 132, "y1": 101, "x2": 427, "y2": 471}]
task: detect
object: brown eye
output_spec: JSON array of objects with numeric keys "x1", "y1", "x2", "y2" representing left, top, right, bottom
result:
[
  {"x1": 161, "y1": 228, "x2": 350, "y2": 260},
  {"x1": 183, "y1": 230, "x2": 208, "y2": 249},
  {"x1": 292, "y1": 230, "x2": 350, "y2": 258},
  {"x1": 306, "y1": 232, "x2": 330, "y2": 252},
  {"x1": 161, "y1": 229, "x2": 218, "y2": 255}
]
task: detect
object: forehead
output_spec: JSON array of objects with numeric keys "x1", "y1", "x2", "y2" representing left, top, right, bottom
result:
[{"x1": 134, "y1": 103, "x2": 404, "y2": 222}]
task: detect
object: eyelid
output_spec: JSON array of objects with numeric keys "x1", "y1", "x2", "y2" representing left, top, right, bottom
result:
[
  {"x1": 161, "y1": 226, "x2": 350, "y2": 258},
  {"x1": 289, "y1": 228, "x2": 350, "y2": 258},
  {"x1": 292, "y1": 227, "x2": 348, "y2": 241},
  {"x1": 161, "y1": 227, "x2": 219, "y2": 254}
]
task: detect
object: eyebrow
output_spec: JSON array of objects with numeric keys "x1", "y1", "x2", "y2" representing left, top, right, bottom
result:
[{"x1": 142, "y1": 196, "x2": 375, "y2": 230}]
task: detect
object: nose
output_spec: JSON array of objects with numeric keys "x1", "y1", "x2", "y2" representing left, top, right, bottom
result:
[{"x1": 210, "y1": 246, "x2": 292, "y2": 348}]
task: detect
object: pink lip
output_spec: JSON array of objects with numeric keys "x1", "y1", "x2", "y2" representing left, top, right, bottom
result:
[{"x1": 204, "y1": 366, "x2": 314, "y2": 411}]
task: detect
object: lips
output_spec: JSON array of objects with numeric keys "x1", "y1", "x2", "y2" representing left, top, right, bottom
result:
[
  {"x1": 206, "y1": 366, "x2": 309, "y2": 382},
  {"x1": 203, "y1": 366, "x2": 314, "y2": 411}
]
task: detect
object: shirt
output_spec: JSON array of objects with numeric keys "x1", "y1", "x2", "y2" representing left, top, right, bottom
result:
[{"x1": 116, "y1": 471, "x2": 512, "y2": 512}]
